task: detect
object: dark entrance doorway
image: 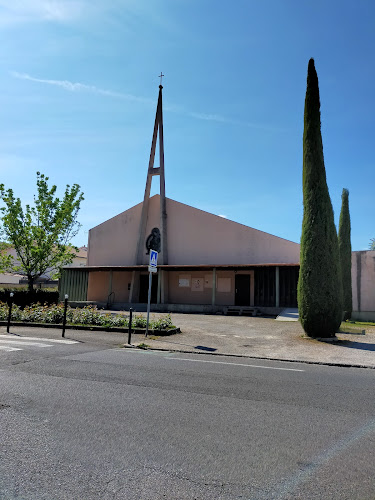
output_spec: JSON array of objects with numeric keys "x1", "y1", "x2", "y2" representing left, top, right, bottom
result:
[
  {"x1": 139, "y1": 274, "x2": 158, "y2": 303},
  {"x1": 235, "y1": 274, "x2": 250, "y2": 306}
]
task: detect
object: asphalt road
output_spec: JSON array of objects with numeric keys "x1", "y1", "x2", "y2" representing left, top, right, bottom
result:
[{"x1": 1, "y1": 336, "x2": 375, "y2": 499}]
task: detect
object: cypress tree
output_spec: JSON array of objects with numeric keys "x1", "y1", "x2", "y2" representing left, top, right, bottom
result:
[
  {"x1": 297, "y1": 59, "x2": 342, "y2": 338},
  {"x1": 338, "y1": 188, "x2": 352, "y2": 320}
]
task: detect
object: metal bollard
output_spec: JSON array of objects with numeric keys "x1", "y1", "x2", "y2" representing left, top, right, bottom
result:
[
  {"x1": 62, "y1": 294, "x2": 68, "y2": 338},
  {"x1": 7, "y1": 292, "x2": 14, "y2": 333},
  {"x1": 128, "y1": 308, "x2": 133, "y2": 345}
]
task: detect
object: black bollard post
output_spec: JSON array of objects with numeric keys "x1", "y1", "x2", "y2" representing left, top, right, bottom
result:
[
  {"x1": 128, "y1": 308, "x2": 133, "y2": 345},
  {"x1": 7, "y1": 292, "x2": 14, "y2": 334},
  {"x1": 62, "y1": 294, "x2": 68, "y2": 338}
]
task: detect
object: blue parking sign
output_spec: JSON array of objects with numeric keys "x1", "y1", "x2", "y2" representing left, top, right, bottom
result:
[{"x1": 149, "y1": 250, "x2": 158, "y2": 267}]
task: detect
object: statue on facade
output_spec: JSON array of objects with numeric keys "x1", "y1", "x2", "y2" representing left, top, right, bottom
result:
[{"x1": 145, "y1": 227, "x2": 161, "y2": 254}]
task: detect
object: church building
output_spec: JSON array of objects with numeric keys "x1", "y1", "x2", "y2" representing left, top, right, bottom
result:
[
  {"x1": 59, "y1": 83, "x2": 375, "y2": 320},
  {"x1": 60, "y1": 83, "x2": 300, "y2": 315}
]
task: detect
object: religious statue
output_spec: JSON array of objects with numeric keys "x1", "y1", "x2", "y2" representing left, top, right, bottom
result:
[{"x1": 145, "y1": 227, "x2": 161, "y2": 254}]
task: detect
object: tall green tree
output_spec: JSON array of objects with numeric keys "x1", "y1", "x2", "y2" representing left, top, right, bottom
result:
[
  {"x1": 0, "y1": 172, "x2": 84, "y2": 293},
  {"x1": 297, "y1": 59, "x2": 342, "y2": 338},
  {"x1": 369, "y1": 238, "x2": 375, "y2": 250},
  {"x1": 338, "y1": 188, "x2": 352, "y2": 320}
]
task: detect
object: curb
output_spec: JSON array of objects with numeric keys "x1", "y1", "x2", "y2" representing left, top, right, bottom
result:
[{"x1": 126, "y1": 345, "x2": 375, "y2": 370}]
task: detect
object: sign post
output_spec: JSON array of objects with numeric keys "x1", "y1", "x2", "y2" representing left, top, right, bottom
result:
[{"x1": 145, "y1": 250, "x2": 158, "y2": 337}]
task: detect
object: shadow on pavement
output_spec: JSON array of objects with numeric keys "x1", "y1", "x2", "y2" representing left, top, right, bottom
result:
[
  {"x1": 194, "y1": 345, "x2": 217, "y2": 352},
  {"x1": 336, "y1": 340, "x2": 375, "y2": 351},
  {"x1": 149, "y1": 337, "x2": 217, "y2": 352}
]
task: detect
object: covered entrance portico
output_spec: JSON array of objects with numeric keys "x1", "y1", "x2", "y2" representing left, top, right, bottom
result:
[{"x1": 59, "y1": 263, "x2": 299, "y2": 314}]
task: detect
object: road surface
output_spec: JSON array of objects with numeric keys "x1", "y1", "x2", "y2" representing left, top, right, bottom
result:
[{"x1": 1, "y1": 334, "x2": 374, "y2": 499}]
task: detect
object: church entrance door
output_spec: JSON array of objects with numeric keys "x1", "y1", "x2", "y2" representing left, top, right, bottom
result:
[
  {"x1": 139, "y1": 274, "x2": 158, "y2": 304},
  {"x1": 235, "y1": 275, "x2": 250, "y2": 306}
]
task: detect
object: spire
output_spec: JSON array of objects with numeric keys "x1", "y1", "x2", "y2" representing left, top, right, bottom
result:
[{"x1": 135, "y1": 79, "x2": 168, "y2": 265}]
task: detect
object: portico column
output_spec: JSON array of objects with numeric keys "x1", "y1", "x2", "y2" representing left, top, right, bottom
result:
[
  {"x1": 108, "y1": 270, "x2": 113, "y2": 305},
  {"x1": 129, "y1": 270, "x2": 136, "y2": 304},
  {"x1": 212, "y1": 268, "x2": 216, "y2": 306},
  {"x1": 157, "y1": 270, "x2": 161, "y2": 304},
  {"x1": 275, "y1": 266, "x2": 280, "y2": 307}
]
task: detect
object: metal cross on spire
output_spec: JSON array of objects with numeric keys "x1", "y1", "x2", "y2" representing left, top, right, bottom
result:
[{"x1": 158, "y1": 72, "x2": 164, "y2": 86}]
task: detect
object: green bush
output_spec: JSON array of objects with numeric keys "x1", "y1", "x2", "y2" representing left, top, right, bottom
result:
[
  {"x1": 0, "y1": 302, "x2": 175, "y2": 330},
  {"x1": 153, "y1": 313, "x2": 174, "y2": 330}
]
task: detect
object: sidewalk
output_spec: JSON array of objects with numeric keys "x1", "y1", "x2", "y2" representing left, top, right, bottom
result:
[
  {"x1": 130, "y1": 313, "x2": 375, "y2": 369},
  {"x1": 2, "y1": 313, "x2": 374, "y2": 369}
]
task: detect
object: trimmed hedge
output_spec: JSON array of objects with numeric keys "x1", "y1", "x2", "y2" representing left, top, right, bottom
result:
[
  {"x1": 0, "y1": 288, "x2": 59, "y2": 308},
  {"x1": 0, "y1": 302, "x2": 175, "y2": 330}
]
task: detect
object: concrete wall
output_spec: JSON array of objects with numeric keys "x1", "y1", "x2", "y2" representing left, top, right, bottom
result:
[
  {"x1": 87, "y1": 201, "x2": 143, "y2": 266},
  {"x1": 351, "y1": 250, "x2": 375, "y2": 321},
  {"x1": 88, "y1": 195, "x2": 300, "y2": 267},
  {"x1": 86, "y1": 268, "x2": 258, "y2": 308},
  {"x1": 166, "y1": 270, "x2": 252, "y2": 306},
  {"x1": 87, "y1": 271, "x2": 133, "y2": 302}
]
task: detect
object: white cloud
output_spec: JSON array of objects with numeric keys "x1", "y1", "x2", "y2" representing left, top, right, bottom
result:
[
  {"x1": 10, "y1": 72, "x2": 154, "y2": 105},
  {"x1": 10, "y1": 71, "x2": 282, "y2": 130},
  {"x1": 0, "y1": 0, "x2": 84, "y2": 24},
  {"x1": 0, "y1": 0, "x2": 162, "y2": 27},
  {"x1": 188, "y1": 112, "x2": 227, "y2": 123}
]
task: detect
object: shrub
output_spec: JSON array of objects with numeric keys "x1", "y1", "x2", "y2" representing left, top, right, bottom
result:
[
  {"x1": 153, "y1": 313, "x2": 175, "y2": 330},
  {"x1": 0, "y1": 302, "x2": 173, "y2": 330}
]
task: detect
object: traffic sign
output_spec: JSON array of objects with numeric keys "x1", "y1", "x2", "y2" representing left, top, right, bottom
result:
[
  {"x1": 148, "y1": 266, "x2": 157, "y2": 273},
  {"x1": 149, "y1": 250, "x2": 158, "y2": 267}
]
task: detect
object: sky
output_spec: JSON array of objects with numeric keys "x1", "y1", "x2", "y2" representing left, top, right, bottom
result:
[{"x1": 0, "y1": 0, "x2": 374, "y2": 251}]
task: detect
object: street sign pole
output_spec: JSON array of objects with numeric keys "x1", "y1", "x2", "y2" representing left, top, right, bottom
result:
[
  {"x1": 145, "y1": 271, "x2": 152, "y2": 337},
  {"x1": 145, "y1": 250, "x2": 158, "y2": 337}
]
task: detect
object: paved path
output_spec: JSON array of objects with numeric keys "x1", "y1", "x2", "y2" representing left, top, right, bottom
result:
[
  {"x1": 1, "y1": 313, "x2": 374, "y2": 368},
  {"x1": 134, "y1": 313, "x2": 375, "y2": 369}
]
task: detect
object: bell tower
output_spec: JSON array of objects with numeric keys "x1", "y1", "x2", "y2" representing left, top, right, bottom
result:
[{"x1": 135, "y1": 78, "x2": 168, "y2": 265}]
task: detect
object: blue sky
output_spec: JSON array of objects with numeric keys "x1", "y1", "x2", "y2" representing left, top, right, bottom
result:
[{"x1": 0, "y1": 0, "x2": 374, "y2": 251}]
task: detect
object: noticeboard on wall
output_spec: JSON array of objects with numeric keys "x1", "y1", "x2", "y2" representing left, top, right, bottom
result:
[
  {"x1": 191, "y1": 278, "x2": 204, "y2": 292},
  {"x1": 178, "y1": 275, "x2": 190, "y2": 287}
]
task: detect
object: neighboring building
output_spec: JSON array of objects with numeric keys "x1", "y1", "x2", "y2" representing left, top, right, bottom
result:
[
  {"x1": 351, "y1": 250, "x2": 375, "y2": 322},
  {"x1": 66, "y1": 246, "x2": 87, "y2": 269},
  {"x1": 0, "y1": 273, "x2": 25, "y2": 285},
  {"x1": 59, "y1": 84, "x2": 375, "y2": 320},
  {"x1": 0, "y1": 246, "x2": 87, "y2": 286}
]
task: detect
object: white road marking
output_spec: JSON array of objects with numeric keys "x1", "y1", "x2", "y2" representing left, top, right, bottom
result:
[
  {"x1": 0, "y1": 346, "x2": 22, "y2": 352},
  {"x1": 168, "y1": 357, "x2": 304, "y2": 372},
  {"x1": 0, "y1": 340, "x2": 52, "y2": 348},
  {"x1": 0, "y1": 335, "x2": 78, "y2": 345}
]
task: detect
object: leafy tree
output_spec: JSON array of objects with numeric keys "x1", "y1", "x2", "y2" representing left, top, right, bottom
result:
[
  {"x1": 0, "y1": 241, "x2": 13, "y2": 271},
  {"x1": 369, "y1": 238, "x2": 375, "y2": 250},
  {"x1": 297, "y1": 59, "x2": 342, "y2": 338},
  {"x1": 338, "y1": 188, "x2": 352, "y2": 320},
  {"x1": 0, "y1": 172, "x2": 84, "y2": 293}
]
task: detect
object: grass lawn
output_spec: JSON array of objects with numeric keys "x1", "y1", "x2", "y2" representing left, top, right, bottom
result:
[{"x1": 339, "y1": 319, "x2": 375, "y2": 334}]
